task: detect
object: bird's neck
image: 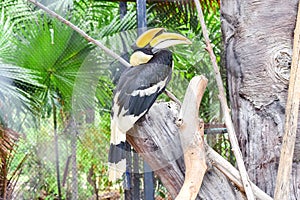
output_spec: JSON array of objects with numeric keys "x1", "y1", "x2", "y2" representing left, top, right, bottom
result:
[{"x1": 150, "y1": 50, "x2": 173, "y2": 65}]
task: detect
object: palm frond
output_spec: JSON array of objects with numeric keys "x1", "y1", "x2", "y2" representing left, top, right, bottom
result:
[
  {"x1": 148, "y1": 1, "x2": 196, "y2": 32},
  {"x1": 8, "y1": 15, "x2": 93, "y2": 112},
  {"x1": 0, "y1": 9, "x2": 13, "y2": 61},
  {"x1": 100, "y1": 10, "x2": 137, "y2": 37},
  {"x1": 34, "y1": 0, "x2": 73, "y2": 16},
  {"x1": 0, "y1": 64, "x2": 43, "y2": 127},
  {"x1": 73, "y1": 0, "x2": 119, "y2": 32},
  {"x1": 0, "y1": 0, "x2": 35, "y2": 27},
  {"x1": 0, "y1": 7, "x2": 43, "y2": 129},
  {"x1": 0, "y1": 126, "x2": 19, "y2": 157}
]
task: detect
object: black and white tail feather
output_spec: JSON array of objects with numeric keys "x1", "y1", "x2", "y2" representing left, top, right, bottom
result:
[{"x1": 108, "y1": 117, "x2": 126, "y2": 181}]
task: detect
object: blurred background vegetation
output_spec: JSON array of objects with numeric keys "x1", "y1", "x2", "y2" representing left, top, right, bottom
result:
[{"x1": 0, "y1": 0, "x2": 228, "y2": 199}]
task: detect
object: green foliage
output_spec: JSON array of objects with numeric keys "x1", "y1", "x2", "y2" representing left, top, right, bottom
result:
[
  {"x1": 0, "y1": 7, "x2": 42, "y2": 127},
  {"x1": 212, "y1": 133, "x2": 236, "y2": 165},
  {"x1": 0, "y1": 0, "x2": 34, "y2": 27},
  {"x1": 77, "y1": 112, "x2": 112, "y2": 196},
  {"x1": 73, "y1": 0, "x2": 120, "y2": 34},
  {"x1": 148, "y1": 1, "x2": 198, "y2": 33},
  {"x1": 7, "y1": 16, "x2": 93, "y2": 113},
  {"x1": 8, "y1": 112, "x2": 113, "y2": 199},
  {"x1": 0, "y1": 8, "x2": 12, "y2": 60},
  {"x1": 156, "y1": 4, "x2": 222, "y2": 123},
  {"x1": 155, "y1": 178, "x2": 170, "y2": 199}
]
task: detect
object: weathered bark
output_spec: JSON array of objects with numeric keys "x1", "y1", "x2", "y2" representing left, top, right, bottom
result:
[
  {"x1": 221, "y1": 0, "x2": 300, "y2": 198},
  {"x1": 127, "y1": 102, "x2": 245, "y2": 200},
  {"x1": 127, "y1": 76, "x2": 274, "y2": 199},
  {"x1": 274, "y1": 3, "x2": 300, "y2": 198}
]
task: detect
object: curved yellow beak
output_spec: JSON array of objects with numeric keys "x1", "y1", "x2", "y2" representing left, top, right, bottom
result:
[
  {"x1": 136, "y1": 28, "x2": 165, "y2": 48},
  {"x1": 135, "y1": 28, "x2": 192, "y2": 50}
]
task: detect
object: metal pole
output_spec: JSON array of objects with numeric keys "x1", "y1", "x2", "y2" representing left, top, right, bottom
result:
[
  {"x1": 136, "y1": 0, "x2": 147, "y2": 35},
  {"x1": 143, "y1": 162, "x2": 154, "y2": 200},
  {"x1": 120, "y1": 1, "x2": 127, "y2": 19}
]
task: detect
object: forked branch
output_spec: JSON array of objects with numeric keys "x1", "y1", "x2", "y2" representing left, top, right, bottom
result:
[{"x1": 175, "y1": 75, "x2": 208, "y2": 200}]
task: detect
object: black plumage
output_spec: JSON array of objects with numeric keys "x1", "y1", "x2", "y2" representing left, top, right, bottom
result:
[
  {"x1": 108, "y1": 28, "x2": 191, "y2": 182},
  {"x1": 115, "y1": 50, "x2": 172, "y2": 117}
]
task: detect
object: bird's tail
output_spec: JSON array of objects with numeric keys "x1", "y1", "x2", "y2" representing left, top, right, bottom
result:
[{"x1": 108, "y1": 121, "x2": 126, "y2": 182}]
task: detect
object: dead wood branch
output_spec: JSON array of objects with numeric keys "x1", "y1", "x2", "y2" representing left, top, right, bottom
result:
[
  {"x1": 127, "y1": 97, "x2": 272, "y2": 199},
  {"x1": 127, "y1": 76, "x2": 245, "y2": 199},
  {"x1": 127, "y1": 100, "x2": 245, "y2": 200},
  {"x1": 127, "y1": 74, "x2": 272, "y2": 199},
  {"x1": 164, "y1": 89, "x2": 182, "y2": 107},
  {"x1": 175, "y1": 76, "x2": 207, "y2": 200},
  {"x1": 274, "y1": 1, "x2": 300, "y2": 199},
  {"x1": 205, "y1": 144, "x2": 273, "y2": 200},
  {"x1": 193, "y1": 0, "x2": 255, "y2": 199}
]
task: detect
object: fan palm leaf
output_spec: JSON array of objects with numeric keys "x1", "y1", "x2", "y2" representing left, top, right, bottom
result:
[{"x1": 6, "y1": 15, "x2": 94, "y2": 113}]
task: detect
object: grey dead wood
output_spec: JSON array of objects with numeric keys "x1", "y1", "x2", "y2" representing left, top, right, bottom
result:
[
  {"x1": 205, "y1": 144, "x2": 272, "y2": 200},
  {"x1": 221, "y1": 0, "x2": 300, "y2": 199},
  {"x1": 175, "y1": 76, "x2": 207, "y2": 200},
  {"x1": 127, "y1": 75, "x2": 272, "y2": 199},
  {"x1": 274, "y1": 1, "x2": 300, "y2": 199},
  {"x1": 127, "y1": 96, "x2": 272, "y2": 199},
  {"x1": 127, "y1": 77, "x2": 255, "y2": 199},
  {"x1": 127, "y1": 101, "x2": 245, "y2": 200}
]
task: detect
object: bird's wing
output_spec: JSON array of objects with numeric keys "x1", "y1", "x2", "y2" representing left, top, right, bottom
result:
[
  {"x1": 108, "y1": 62, "x2": 171, "y2": 182},
  {"x1": 113, "y1": 62, "x2": 172, "y2": 132}
]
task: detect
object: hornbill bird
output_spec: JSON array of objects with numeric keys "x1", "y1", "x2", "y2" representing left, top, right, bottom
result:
[{"x1": 108, "y1": 28, "x2": 192, "y2": 181}]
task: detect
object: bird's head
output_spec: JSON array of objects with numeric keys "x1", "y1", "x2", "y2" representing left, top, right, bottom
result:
[{"x1": 130, "y1": 28, "x2": 192, "y2": 66}]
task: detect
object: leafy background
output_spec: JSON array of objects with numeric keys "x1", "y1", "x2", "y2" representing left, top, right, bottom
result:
[{"x1": 0, "y1": 0, "x2": 227, "y2": 199}]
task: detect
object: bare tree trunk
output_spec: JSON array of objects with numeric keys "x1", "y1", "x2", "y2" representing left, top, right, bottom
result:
[
  {"x1": 52, "y1": 99, "x2": 62, "y2": 200},
  {"x1": 221, "y1": 0, "x2": 300, "y2": 198},
  {"x1": 70, "y1": 117, "x2": 78, "y2": 200}
]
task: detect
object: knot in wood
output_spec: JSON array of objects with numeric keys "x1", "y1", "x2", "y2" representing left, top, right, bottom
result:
[
  {"x1": 176, "y1": 118, "x2": 183, "y2": 127},
  {"x1": 272, "y1": 50, "x2": 291, "y2": 85}
]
